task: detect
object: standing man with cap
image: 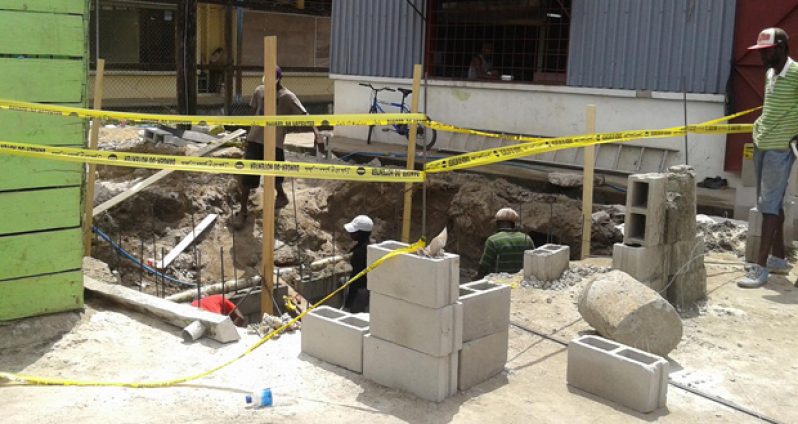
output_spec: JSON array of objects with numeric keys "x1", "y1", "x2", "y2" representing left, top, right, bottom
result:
[
  {"x1": 343, "y1": 215, "x2": 374, "y2": 312},
  {"x1": 478, "y1": 208, "x2": 534, "y2": 277},
  {"x1": 232, "y1": 66, "x2": 323, "y2": 229},
  {"x1": 739, "y1": 27, "x2": 798, "y2": 288}
]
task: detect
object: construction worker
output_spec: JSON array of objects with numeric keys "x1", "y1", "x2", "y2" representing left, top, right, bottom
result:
[
  {"x1": 232, "y1": 66, "x2": 322, "y2": 229},
  {"x1": 478, "y1": 207, "x2": 534, "y2": 277},
  {"x1": 343, "y1": 215, "x2": 373, "y2": 313},
  {"x1": 738, "y1": 28, "x2": 798, "y2": 288},
  {"x1": 192, "y1": 294, "x2": 246, "y2": 327}
]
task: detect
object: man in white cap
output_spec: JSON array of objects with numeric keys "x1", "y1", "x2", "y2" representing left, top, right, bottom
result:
[
  {"x1": 739, "y1": 27, "x2": 798, "y2": 288},
  {"x1": 478, "y1": 207, "x2": 534, "y2": 277},
  {"x1": 343, "y1": 215, "x2": 374, "y2": 312}
]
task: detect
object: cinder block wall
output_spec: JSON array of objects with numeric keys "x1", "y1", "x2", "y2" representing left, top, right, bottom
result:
[{"x1": 0, "y1": 0, "x2": 89, "y2": 320}]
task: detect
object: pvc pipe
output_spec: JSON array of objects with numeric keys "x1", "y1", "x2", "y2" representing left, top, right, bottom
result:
[{"x1": 182, "y1": 320, "x2": 207, "y2": 342}]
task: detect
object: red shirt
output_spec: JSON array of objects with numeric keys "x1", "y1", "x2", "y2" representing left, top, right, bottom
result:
[{"x1": 191, "y1": 294, "x2": 237, "y2": 316}]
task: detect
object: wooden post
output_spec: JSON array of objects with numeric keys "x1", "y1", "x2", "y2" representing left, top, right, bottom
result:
[
  {"x1": 82, "y1": 58, "x2": 106, "y2": 257},
  {"x1": 581, "y1": 104, "x2": 597, "y2": 259},
  {"x1": 260, "y1": 36, "x2": 277, "y2": 316},
  {"x1": 176, "y1": 0, "x2": 198, "y2": 118},
  {"x1": 401, "y1": 64, "x2": 423, "y2": 243}
]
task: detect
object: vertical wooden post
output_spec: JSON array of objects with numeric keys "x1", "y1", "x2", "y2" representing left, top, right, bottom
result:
[
  {"x1": 83, "y1": 58, "x2": 106, "y2": 257},
  {"x1": 401, "y1": 64, "x2": 423, "y2": 243},
  {"x1": 581, "y1": 104, "x2": 597, "y2": 260},
  {"x1": 260, "y1": 36, "x2": 277, "y2": 316}
]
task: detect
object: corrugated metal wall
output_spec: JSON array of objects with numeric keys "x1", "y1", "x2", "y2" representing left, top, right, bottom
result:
[
  {"x1": 567, "y1": 0, "x2": 736, "y2": 94},
  {"x1": 331, "y1": 0, "x2": 424, "y2": 78}
]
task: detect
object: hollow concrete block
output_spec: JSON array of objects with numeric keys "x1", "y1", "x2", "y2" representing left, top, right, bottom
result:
[
  {"x1": 567, "y1": 335, "x2": 669, "y2": 414},
  {"x1": 523, "y1": 244, "x2": 570, "y2": 282},
  {"x1": 748, "y1": 207, "x2": 762, "y2": 237},
  {"x1": 367, "y1": 241, "x2": 459, "y2": 309},
  {"x1": 301, "y1": 306, "x2": 370, "y2": 373},
  {"x1": 458, "y1": 328, "x2": 509, "y2": 391},
  {"x1": 624, "y1": 174, "x2": 667, "y2": 247},
  {"x1": 369, "y1": 293, "x2": 462, "y2": 357},
  {"x1": 363, "y1": 334, "x2": 458, "y2": 402},
  {"x1": 745, "y1": 234, "x2": 761, "y2": 264},
  {"x1": 612, "y1": 243, "x2": 668, "y2": 292},
  {"x1": 459, "y1": 280, "x2": 511, "y2": 342}
]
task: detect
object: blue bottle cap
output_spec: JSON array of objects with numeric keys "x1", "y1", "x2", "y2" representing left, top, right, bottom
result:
[{"x1": 245, "y1": 395, "x2": 253, "y2": 404}]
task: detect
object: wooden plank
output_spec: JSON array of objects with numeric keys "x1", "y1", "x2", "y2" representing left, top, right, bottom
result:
[
  {"x1": 581, "y1": 105, "x2": 597, "y2": 260},
  {"x1": 0, "y1": 270, "x2": 83, "y2": 321},
  {"x1": 0, "y1": 11, "x2": 84, "y2": 56},
  {"x1": 0, "y1": 108, "x2": 85, "y2": 145},
  {"x1": 156, "y1": 214, "x2": 218, "y2": 268},
  {"x1": 92, "y1": 130, "x2": 245, "y2": 216},
  {"x1": 0, "y1": 154, "x2": 82, "y2": 191},
  {"x1": 0, "y1": 228, "x2": 82, "y2": 281},
  {"x1": 0, "y1": 58, "x2": 85, "y2": 102},
  {"x1": 0, "y1": 187, "x2": 81, "y2": 235},
  {"x1": 0, "y1": 0, "x2": 86, "y2": 14},
  {"x1": 261, "y1": 36, "x2": 277, "y2": 316},
  {"x1": 401, "y1": 64, "x2": 423, "y2": 242}
]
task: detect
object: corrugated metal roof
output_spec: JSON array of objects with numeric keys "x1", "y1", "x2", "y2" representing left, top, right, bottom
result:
[
  {"x1": 331, "y1": 0, "x2": 425, "y2": 78},
  {"x1": 567, "y1": 0, "x2": 736, "y2": 94}
]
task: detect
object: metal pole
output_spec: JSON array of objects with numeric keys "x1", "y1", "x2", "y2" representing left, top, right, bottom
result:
[
  {"x1": 160, "y1": 247, "x2": 166, "y2": 298},
  {"x1": 152, "y1": 236, "x2": 157, "y2": 295},
  {"x1": 682, "y1": 76, "x2": 689, "y2": 165},
  {"x1": 220, "y1": 246, "x2": 226, "y2": 314},
  {"x1": 139, "y1": 238, "x2": 144, "y2": 292},
  {"x1": 232, "y1": 230, "x2": 239, "y2": 290}
]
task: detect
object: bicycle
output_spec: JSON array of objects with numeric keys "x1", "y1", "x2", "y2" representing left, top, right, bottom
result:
[{"x1": 359, "y1": 83, "x2": 437, "y2": 149}]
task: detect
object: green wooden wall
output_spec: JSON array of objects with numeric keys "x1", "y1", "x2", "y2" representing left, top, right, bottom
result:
[{"x1": 0, "y1": 0, "x2": 89, "y2": 321}]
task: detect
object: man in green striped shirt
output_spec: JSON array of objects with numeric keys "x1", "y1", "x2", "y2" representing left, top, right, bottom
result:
[
  {"x1": 478, "y1": 208, "x2": 534, "y2": 277},
  {"x1": 739, "y1": 28, "x2": 798, "y2": 288}
]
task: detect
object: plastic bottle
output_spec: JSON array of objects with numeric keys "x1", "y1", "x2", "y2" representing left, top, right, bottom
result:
[{"x1": 245, "y1": 388, "x2": 273, "y2": 408}]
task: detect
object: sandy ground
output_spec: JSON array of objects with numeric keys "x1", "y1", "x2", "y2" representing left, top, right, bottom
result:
[{"x1": 1, "y1": 253, "x2": 795, "y2": 424}]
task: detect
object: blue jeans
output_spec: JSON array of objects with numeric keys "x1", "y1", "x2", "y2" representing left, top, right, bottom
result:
[{"x1": 754, "y1": 147, "x2": 795, "y2": 215}]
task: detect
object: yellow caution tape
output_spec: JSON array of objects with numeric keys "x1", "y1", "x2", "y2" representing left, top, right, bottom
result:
[
  {"x1": 0, "y1": 141, "x2": 424, "y2": 183},
  {"x1": 0, "y1": 98, "x2": 427, "y2": 127},
  {"x1": 0, "y1": 240, "x2": 425, "y2": 388}
]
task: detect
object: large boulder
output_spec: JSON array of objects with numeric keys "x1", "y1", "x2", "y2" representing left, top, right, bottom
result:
[{"x1": 578, "y1": 270, "x2": 683, "y2": 356}]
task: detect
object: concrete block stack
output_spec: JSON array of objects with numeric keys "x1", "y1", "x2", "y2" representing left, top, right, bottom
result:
[
  {"x1": 301, "y1": 306, "x2": 370, "y2": 373},
  {"x1": 567, "y1": 335, "x2": 669, "y2": 413},
  {"x1": 457, "y1": 280, "x2": 511, "y2": 390},
  {"x1": 612, "y1": 166, "x2": 706, "y2": 309},
  {"x1": 363, "y1": 241, "x2": 462, "y2": 402},
  {"x1": 523, "y1": 244, "x2": 570, "y2": 281}
]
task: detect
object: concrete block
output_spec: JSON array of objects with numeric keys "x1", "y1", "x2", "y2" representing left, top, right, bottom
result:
[
  {"x1": 459, "y1": 280, "x2": 511, "y2": 342},
  {"x1": 458, "y1": 328, "x2": 509, "y2": 390},
  {"x1": 612, "y1": 243, "x2": 668, "y2": 292},
  {"x1": 369, "y1": 293, "x2": 462, "y2": 356},
  {"x1": 523, "y1": 244, "x2": 570, "y2": 282},
  {"x1": 83, "y1": 277, "x2": 239, "y2": 343},
  {"x1": 668, "y1": 236, "x2": 705, "y2": 276},
  {"x1": 664, "y1": 192, "x2": 697, "y2": 244},
  {"x1": 733, "y1": 186, "x2": 757, "y2": 220},
  {"x1": 745, "y1": 234, "x2": 761, "y2": 264},
  {"x1": 624, "y1": 174, "x2": 667, "y2": 247},
  {"x1": 666, "y1": 267, "x2": 707, "y2": 310},
  {"x1": 748, "y1": 207, "x2": 762, "y2": 237},
  {"x1": 363, "y1": 334, "x2": 458, "y2": 402},
  {"x1": 301, "y1": 306, "x2": 369, "y2": 373},
  {"x1": 741, "y1": 154, "x2": 756, "y2": 188},
  {"x1": 567, "y1": 335, "x2": 669, "y2": 414},
  {"x1": 367, "y1": 241, "x2": 459, "y2": 309}
]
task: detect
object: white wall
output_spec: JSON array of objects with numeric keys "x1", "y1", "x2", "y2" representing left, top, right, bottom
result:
[{"x1": 332, "y1": 74, "x2": 739, "y2": 186}]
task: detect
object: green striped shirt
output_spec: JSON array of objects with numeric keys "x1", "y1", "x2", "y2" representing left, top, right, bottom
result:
[
  {"x1": 479, "y1": 231, "x2": 534, "y2": 276},
  {"x1": 753, "y1": 58, "x2": 798, "y2": 150}
]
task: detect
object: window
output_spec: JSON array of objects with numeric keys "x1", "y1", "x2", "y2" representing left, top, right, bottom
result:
[
  {"x1": 89, "y1": 4, "x2": 176, "y2": 70},
  {"x1": 427, "y1": 0, "x2": 570, "y2": 83}
]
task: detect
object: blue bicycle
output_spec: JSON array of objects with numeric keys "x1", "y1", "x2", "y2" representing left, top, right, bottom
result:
[{"x1": 359, "y1": 83, "x2": 437, "y2": 149}]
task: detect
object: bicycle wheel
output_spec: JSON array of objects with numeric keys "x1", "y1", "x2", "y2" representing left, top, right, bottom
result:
[
  {"x1": 414, "y1": 125, "x2": 437, "y2": 150},
  {"x1": 366, "y1": 105, "x2": 377, "y2": 145}
]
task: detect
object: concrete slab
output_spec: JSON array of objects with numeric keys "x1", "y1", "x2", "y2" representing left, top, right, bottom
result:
[
  {"x1": 459, "y1": 280, "x2": 511, "y2": 342},
  {"x1": 567, "y1": 335, "x2": 668, "y2": 414},
  {"x1": 301, "y1": 306, "x2": 370, "y2": 373},
  {"x1": 458, "y1": 328, "x2": 509, "y2": 391},
  {"x1": 363, "y1": 334, "x2": 458, "y2": 402},
  {"x1": 367, "y1": 241, "x2": 459, "y2": 309},
  {"x1": 369, "y1": 293, "x2": 462, "y2": 357},
  {"x1": 83, "y1": 276, "x2": 239, "y2": 343},
  {"x1": 523, "y1": 244, "x2": 570, "y2": 282}
]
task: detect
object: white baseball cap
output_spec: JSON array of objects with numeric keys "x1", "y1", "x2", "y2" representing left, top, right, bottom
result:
[
  {"x1": 344, "y1": 215, "x2": 373, "y2": 233},
  {"x1": 748, "y1": 27, "x2": 788, "y2": 50}
]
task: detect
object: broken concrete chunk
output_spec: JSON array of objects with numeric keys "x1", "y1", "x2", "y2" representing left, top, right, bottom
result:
[{"x1": 578, "y1": 270, "x2": 682, "y2": 356}]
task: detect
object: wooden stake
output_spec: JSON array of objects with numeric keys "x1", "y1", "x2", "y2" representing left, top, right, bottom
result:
[
  {"x1": 581, "y1": 104, "x2": 597, "y2": 259},
  {"x1": 261, "y1": 36, "x2": 277, "y2": 316},
  {"x1": 401, "y1": 64, "x2": 423, "y2": 243},
  {"x1": 83, "y1": 58, "x2": 106, "y2": 257}
]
